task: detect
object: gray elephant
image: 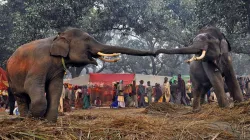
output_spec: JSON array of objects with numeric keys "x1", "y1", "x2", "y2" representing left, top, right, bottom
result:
[
  {"x1": 7, "y1": 28, "x2": 156, "y2": 122},
  {"x1": 156, "y1": 26, "x2": 243, "y2": 112}
]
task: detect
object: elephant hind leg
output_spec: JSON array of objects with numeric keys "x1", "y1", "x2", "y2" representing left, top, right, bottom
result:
[
  {"x1": 202, "y1": 62, "x2": 229, "y2": 108},
  {"x1": 15, "y1": 93, "x2": 31, "y2": 117},
  {"x1": 213, "y1": 82, "x2": 229, "y2": 108},
  {"x1": 223, "y1": 59, "x2": 244, "y2": 102},
  {"x1": 225, "y1": 77, "x2": 243, "y2": 102}
]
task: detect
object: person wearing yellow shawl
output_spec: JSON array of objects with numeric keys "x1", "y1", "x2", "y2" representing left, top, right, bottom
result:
[
  {"x1": 158, "y1": 77, "x2": 171, "y2": 102},
  {"x1": 163, "y1": 77, "x2": 171, "y2": 102}
]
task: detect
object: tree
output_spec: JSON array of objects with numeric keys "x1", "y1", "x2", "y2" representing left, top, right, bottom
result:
[
  {"x1": 1, "y1": 0, "x2": 249, "y2": 76},
  {"x1": 0, "y1": 0, "x2": 127, "y2": 76},
  {"x1": 196, "y1": 0, "x2": 250, "y2": 53}
]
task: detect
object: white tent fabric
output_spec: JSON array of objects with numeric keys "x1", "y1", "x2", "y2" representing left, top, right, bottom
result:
[
  {"x1": 63, "y1": 74, "x2": 89, "y2": 86},
  {"x1": 135, "y1": 74, "x2": 171, "y2": 86}
]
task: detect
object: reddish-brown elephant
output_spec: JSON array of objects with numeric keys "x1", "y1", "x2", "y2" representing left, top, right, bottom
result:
[{"x1": 7, "y1": 28, "x2": 156, "y2": 122}]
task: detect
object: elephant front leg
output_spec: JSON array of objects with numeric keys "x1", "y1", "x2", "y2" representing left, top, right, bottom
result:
[
  {"x1": 192, "y1": 87, "x2": 202, "y2": 112},
  {"x1": 26, "y1": 85, "x2": 47, "y2": 118},
  {"x1": 192, "y1": 86, "x2": 210, "y2": 112},
  {"x1": 23, "y1": 77, "x2": 48, "y2": 118},
  {"x1": 44, "y1": 77, "x2": 63, "y2": 122}
]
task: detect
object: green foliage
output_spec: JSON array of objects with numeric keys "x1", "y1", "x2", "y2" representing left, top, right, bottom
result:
[{"x1": 0, "y1": 0, "x2": 249, "y2": 75}]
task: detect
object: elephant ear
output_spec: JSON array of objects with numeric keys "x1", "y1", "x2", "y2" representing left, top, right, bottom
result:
[
  {"x1": 220, "y1": 39, "x2": 231, "y2": 53},
  {"x1": 50, "y1": 34, "x2": 70, "y2": 57},
  {"x1": 221, "y1": 33, "x2": 231, "y2": 53}
]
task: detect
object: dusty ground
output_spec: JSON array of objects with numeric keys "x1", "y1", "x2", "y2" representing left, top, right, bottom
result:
[{"x1": 0, "y1": 101, "x2": 250, "y2": 140}]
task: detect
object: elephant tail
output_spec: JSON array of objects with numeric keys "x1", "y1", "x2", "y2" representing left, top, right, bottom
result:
[{"x1": 6, "y1": 60, "x2": 12, "y2": 90}]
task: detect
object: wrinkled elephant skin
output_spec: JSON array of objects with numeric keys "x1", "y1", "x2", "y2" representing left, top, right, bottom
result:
[
  {"x1": 7, "y1": 28, "x2": 156, "y2": 122},
  {"x1": 156, "y1": 26, "x2": 243, "y2": 111}
]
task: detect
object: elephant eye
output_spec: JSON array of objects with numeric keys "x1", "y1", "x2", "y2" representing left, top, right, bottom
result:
[{"x1": 84, "y1": 37, "x2": 90, "y2": 41}]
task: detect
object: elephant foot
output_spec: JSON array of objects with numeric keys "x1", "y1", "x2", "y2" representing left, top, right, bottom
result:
[
  {"x1": 10, "y1": 117, "x2": 25, "y2": 121},
  {"x1": 44, "y1": 112, "x2": 58, "y2": 123},
  {"x1": 26, "y1": 111, "x2": 45, "y2": 121},
  {"x1": 192, "y1": 107, "x2": 201, "y2": 113},
  {"x1": 234, "y1": 96, "x2": 244, "y2": 103},
  {"x1": 29, "y1": 109, "x2": 46, "y2": 119},
  {"x1": 44, "y1": 117, "x2": 58, "y2": 123},
  {"x1": 218, "y1": 104, "x2": 229, "y2": 108},
  {"x1": 20, "y1": 113, "x2": 29, "y2": 118},
  {"x1": 218, "y1": 100, "x2": 230, "y2": 108}
]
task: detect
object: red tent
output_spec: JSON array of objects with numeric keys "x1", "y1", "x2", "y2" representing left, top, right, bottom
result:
[
  {"x1": 89, "y1": 73, "x2": 135, "y2": 105},
  {"x1": 89, "y1": 73, "x2": 135, "y2": 85},
  {"x1": 0, "y1": 68, "x2": 8, "y2": 90}
]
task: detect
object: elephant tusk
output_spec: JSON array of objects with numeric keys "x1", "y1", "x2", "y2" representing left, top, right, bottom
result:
[
  {"x1": 185, "y1": 55, "x2": 196, "y2": 63},
  {"x1": 98, "y1": 56, "x2": 120, "y2": 63},
  {"x1": 97, "y1": 52, "x2": 120, "y2": 57},
  {"x1": 185, "y1": 50, "x2": 206, "y2": 63},
  {"x1": 195, "y1": 50, "x2": 206, "y2": 60}
]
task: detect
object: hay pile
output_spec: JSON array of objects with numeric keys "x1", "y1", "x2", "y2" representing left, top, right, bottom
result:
[
  {"x1": 144, "y1": 102, "x2": 190, "y2": 115},
  {"x1": 0, "y1": 110, "x2": 161, "y2": 140},
  {"x1": 0, "y1": 101, "x2": 250, "y2": 140},
  {"x1": 144, "y1": 101, "x2": 250, "y2": 139}
]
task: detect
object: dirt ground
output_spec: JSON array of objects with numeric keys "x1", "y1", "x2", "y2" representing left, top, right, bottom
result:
[{"x1": 0, "y1": 101, "x2": 250, "y2": 140}]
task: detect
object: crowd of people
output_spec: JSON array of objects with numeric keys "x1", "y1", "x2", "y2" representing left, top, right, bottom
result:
[
  {"x1": 110, "y1": 74, "x2": 193, "y2": 108},
  {"x1": 108, "y1": 75, "x2": 250, "y2": 109},
  {"x1": 200, "y1": 77, "x2": 250, "y2": 104},
  {"x1": 1, "y1": 75, "x2": 250, "y2": 115},
  {"x1": 58, "y1": 83, "x2": 105, "y2": 113},
  {"x1": 238, "y1": 77, "x2": 250, "y2": 99},
  {"x1": 58, "y1": 84, "x2": 93, "y2": 113}
]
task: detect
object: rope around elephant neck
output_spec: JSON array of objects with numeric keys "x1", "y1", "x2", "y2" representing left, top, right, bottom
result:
[{"x1": 61, "y1": 57, "x2": 67, "y2": 74}]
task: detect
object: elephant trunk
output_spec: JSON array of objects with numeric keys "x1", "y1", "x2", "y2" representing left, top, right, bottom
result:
[
  {"x1": 156, "y1": 45, "x2": 201, "y2": 55},
  {"x1": 91, "y1": 43, "x2": 155, "y2": 63},
  {"x1": 97, "y1": 44, "x2": 155, "y2": 56}
]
